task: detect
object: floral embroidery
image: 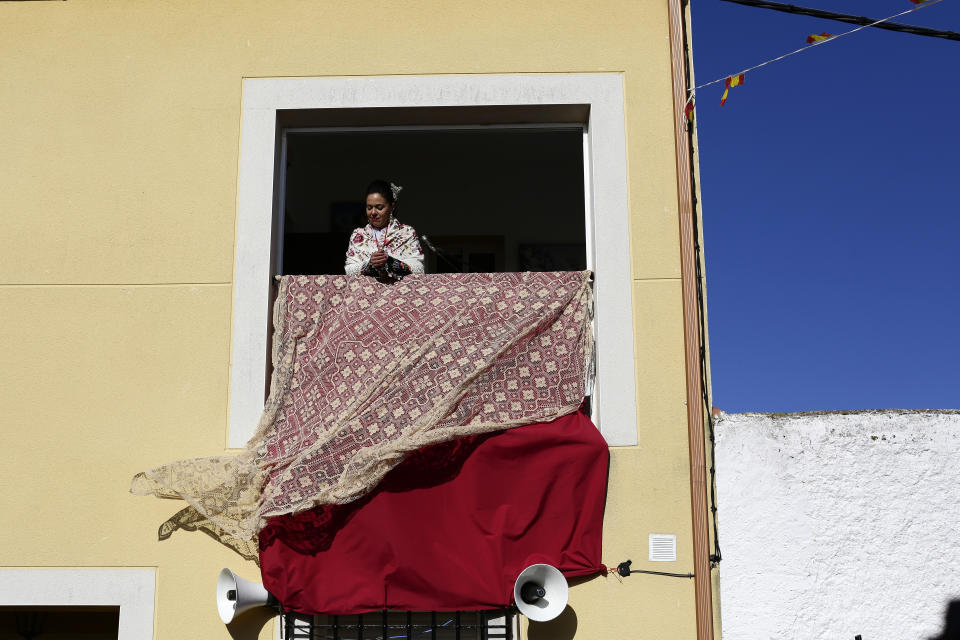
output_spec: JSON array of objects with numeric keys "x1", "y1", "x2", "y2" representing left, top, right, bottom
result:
[{"x1": 345, "y1": 218, "x2": 424, "y2": 279}]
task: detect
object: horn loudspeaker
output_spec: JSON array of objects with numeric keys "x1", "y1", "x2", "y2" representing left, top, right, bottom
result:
[
  {"x1": 513, "y1": 563, "x2": 568, "y2": 622},
  {"x1": 216, "y1": 567, "x2": 274, "y2": 624}
]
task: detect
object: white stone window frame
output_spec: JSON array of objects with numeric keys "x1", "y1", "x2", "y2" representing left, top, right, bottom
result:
[
  {"x1": 229, "y1": 73, "x2": 637, "y2": 447},
  {"x1": 0, "y1": 568, "x2": 156, "y2": 640}
]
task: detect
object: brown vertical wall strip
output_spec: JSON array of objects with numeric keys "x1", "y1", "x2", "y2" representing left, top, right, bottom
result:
[{"x1": 667, "y1": 0, "x2": 716, "y2": 638}]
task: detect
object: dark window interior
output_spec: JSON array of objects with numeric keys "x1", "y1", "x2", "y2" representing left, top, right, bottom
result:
[
  {"x1": 280, "y1": 128, "x2": 586, "y2": 276},
  {"x1": 0, "y1": 607, "x2": 120, "y2": 639}
]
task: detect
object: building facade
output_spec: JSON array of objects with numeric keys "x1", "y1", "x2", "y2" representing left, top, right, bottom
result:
[{"x1": 0, "y1": 1, "x2": 716, "y2": 638}]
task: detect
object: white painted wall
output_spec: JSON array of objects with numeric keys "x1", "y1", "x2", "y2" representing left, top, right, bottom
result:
[{"x1": 715, "y1": 410, "x2": 960, "y2": 640}]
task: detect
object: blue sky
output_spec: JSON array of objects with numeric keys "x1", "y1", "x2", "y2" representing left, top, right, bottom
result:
[{"x1": 690, "y1": 0, "x2": 960, "y2": 412}]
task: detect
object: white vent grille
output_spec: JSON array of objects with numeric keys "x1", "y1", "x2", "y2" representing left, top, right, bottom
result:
[{"x1": 649, "y1": 534, "x2": 677, "y2": 562}]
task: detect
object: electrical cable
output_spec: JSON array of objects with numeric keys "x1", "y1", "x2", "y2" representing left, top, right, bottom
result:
[
  {"x1": 681, "y1": 0, "x2": 723, "y2": 566},
  {"x1": 690, "y1": 0, "x2": 946, "y2": 94},
  {"x1": 629, "y1": 570, "x2": 696, "y2": 579},
  {"x1": 719, "y1": 0, "x2": 960, "y2": 42},
  {"x1": 614, "y1": 560, "x2": 695, "y2": 579}
]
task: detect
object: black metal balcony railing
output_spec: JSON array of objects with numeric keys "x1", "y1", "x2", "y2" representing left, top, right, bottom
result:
[{"x1": 281, "y1": 609, "x2": 515, "y2": 640}]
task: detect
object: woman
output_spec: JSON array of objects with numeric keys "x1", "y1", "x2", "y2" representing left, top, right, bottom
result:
[{"x1": 345, "y1": 180, "x2": 424, "y2": 281}]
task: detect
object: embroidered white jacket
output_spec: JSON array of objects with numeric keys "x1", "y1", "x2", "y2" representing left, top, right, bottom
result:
[{"x1": 344, "y1": 218, "x2": 425, "y2": 277}]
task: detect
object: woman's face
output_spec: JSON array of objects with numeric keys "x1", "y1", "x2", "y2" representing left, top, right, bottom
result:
[{"x1": 365, "y1": 193, "x2": 393, "y2": 229}]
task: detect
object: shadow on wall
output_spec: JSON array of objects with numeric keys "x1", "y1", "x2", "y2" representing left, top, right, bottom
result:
[
  {"x1": 930, "y1": 600, "x2": 960, "y2": 640},
  {"x1": 528, "y1": 606, "x2": 577, "y2": 640},
  {"x1": 226, "y1": 606, "x2": 275, "y2": 640},
  {"x1": 527, "y1": 573, "x2": 605, "y2": 640}
]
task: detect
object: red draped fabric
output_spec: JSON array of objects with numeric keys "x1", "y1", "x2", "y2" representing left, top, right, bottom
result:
[{"x1": 259, "y1": 410, "x2": 609, "y2": 614}]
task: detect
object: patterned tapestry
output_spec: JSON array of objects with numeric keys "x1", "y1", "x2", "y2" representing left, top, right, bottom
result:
[{"x1": 131, "y1": 271, "x2": 594, "y2": 557}]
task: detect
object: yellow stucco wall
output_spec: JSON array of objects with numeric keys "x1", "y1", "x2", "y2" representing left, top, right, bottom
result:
[{"x1": 0, "y1": 1, "x2": 703, "y2": 637}]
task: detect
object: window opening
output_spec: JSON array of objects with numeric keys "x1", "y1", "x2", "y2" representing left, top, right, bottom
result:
[
  {"x1": 0, "y1": 606, "x2": 120, "y2": 639},
  {"x1": 277, "y1": 127, "x2": 586, "y2": 276},
  {"x1": 230, "y1": 77, "x2": 638, "y2": 447},
  {"x1": 266, "y1": 124, "x2": 594, "y2": 417}
]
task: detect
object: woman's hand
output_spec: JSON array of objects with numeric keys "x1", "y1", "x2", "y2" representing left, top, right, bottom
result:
[{"x1": 369, "y1": 250, "x2": 388, "y2": 268}]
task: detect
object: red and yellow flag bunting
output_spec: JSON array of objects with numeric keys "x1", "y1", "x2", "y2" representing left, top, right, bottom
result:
[
  {"x1": 720, "y1": 74, "x2": 744, "y2": 106},
  {"x1": 701, "y1": 0, "x2": 937, "y2": 109}
]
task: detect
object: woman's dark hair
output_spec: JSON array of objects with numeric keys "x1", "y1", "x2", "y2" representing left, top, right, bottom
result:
[{"x1": 365, "y1": 179, "x2": 396, "y2": 205}]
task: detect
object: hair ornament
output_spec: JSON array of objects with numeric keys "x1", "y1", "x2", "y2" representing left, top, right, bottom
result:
[{"x1": 390, "y1": 182, "x2": 403, "y2": 202}]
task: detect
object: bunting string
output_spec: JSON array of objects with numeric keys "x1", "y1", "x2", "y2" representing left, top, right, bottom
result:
[{"x1": 688, "y1": 0, "x2": 945, "y2": 102}]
